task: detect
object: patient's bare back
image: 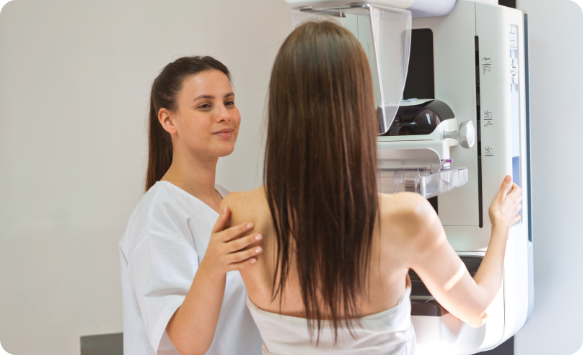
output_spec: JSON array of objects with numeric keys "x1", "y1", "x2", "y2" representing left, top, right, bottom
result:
[{"x1": 221, "y1": 186, "x2": 432, "y2": 319}]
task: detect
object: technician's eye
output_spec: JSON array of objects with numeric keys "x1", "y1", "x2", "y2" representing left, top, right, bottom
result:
[
  {"x1": 199, "y1": 103, "x2": 212, "y2": 109},
  {"x1": 225, "y1": 101, "x2": 235, "y2": 107}
]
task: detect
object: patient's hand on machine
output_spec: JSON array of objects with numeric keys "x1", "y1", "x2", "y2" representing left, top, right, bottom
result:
[
  {"x1": 410, "y1": 175, "x2": 522, "y2": 328},
  {"x1": 488, "y1": 176, "x2": 523, "y2": 231}
]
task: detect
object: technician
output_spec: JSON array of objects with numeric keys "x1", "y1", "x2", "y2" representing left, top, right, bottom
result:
[{"x1": 119, "y1": 56, "x2": 263, "y2": 355}]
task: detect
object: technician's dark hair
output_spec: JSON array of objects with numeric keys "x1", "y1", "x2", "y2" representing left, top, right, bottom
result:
[
  {"x1": 264, "y1": 21, "x2": 379, "y2": 341},
  {"x1": 146, "y1": 56, "x2": 231, "y2": 191}
]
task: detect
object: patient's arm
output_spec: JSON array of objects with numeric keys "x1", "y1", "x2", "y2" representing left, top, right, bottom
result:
[{"x1": 407, "y1": 176, "x2": 522, "y2": 328}]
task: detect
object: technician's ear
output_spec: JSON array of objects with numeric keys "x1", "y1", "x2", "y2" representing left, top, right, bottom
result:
[{"x1": 158, "y1": 108, "x2": 177, "y2": 135}]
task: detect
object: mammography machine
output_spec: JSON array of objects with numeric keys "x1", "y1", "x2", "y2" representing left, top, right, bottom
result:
[{"x1": 283, "y1": 0, "x2": 533, "y2": 353}]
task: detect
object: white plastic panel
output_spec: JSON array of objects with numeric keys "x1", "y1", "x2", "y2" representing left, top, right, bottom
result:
[
  {"x1": 475, "y1": 1, "x2": 530, "y2": 343},
  {"x1": 411, "y1": 2, "x2": 480, "y2": 228}
]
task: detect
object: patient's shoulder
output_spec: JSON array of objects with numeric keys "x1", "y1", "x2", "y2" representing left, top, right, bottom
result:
[
  {"x1": 221, "y1": 186, "x2": 265, "y2": 207},
  {"x1": 220, "y1": 186, "x2": 269, "y2": 223},
  {"x1": 379, "y1": 192, "x2": 439, "y2": 242},
  {"x1": 380, "y1": 192, "x2": 433, "y2": 219}
]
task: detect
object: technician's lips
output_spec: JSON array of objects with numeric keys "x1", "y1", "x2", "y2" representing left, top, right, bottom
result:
[{"x1": 213, "y1": 128, "x2": 234, "y2": 139}]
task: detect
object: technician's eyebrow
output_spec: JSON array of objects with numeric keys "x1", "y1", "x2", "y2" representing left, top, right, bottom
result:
[
  {"x1": 193, "y1": 92, "x2": 234, "y2": 101},
  {"x1": 193, "y1": 95, "x2": 214, "y2": 101}
]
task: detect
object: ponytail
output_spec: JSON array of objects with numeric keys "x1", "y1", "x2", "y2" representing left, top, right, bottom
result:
[
  {"x1": 145, "y1": 56, "x2": 231, "y2": 191},
  {"x1": 145, "y1": 96, "x2": 173, "y2": 191}
]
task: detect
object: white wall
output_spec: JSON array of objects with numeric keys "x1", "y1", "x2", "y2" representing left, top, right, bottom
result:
[
  {"x1": 0, "y1": 0, "x2": 291, "y2": 354},
  {"x1": 514, "y1": 0, "x2": 583, "y2": 354},
  {"x1": 1, "y1": 0, "x2": 582, "y2": 355}
]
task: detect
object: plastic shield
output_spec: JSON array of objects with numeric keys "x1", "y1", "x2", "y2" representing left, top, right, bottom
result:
[{"x1": 291, "y1": 4, "x2": 412, "y2": 134}]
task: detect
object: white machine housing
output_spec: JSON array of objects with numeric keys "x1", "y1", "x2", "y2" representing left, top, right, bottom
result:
[{"x1": 285, "y1": 0, "x2": 534, "y2": 354}]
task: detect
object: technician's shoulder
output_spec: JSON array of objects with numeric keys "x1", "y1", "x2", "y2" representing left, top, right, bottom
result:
[{"x1": 119, "y1": 182, "x2": 193, "y2": 255}]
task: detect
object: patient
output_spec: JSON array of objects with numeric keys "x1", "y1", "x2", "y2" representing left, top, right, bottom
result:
[{"x1": 222, "y1": 21, "x2": 522, "y2": 354}]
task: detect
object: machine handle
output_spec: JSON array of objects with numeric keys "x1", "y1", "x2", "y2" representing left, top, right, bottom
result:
[{"x1": 443, "y1": 120, "x2": 476, "y2": 149}]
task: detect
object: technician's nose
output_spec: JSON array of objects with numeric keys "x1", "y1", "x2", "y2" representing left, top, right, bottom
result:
[{"x1": 216, "y1": 104, "x2": 231, "y2": 122}]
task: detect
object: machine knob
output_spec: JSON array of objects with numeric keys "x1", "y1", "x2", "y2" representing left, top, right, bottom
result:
[
  {"x1": 443, "y1": 120, "x2": 476, "y2": 149},
  {"x1": 458, "y1": 120, "x2": 476, "y2": 149}
]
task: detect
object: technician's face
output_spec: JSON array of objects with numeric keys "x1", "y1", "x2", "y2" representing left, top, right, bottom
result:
[{"x1": 173, "y1": 70, "x2": 240, "y2": 159}]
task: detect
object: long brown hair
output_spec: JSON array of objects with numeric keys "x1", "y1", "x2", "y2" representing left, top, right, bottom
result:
[
  {"x1": 264, "y1": 21, "x2": 379, "y2": 339},
  {"x1": 146, "y1": 56, "x2": 231, "y2": 191}
]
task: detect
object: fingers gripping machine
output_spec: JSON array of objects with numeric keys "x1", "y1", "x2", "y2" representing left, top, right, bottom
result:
[{"x1": 283, "y1": 0, "x2": 533, "y2": 353}]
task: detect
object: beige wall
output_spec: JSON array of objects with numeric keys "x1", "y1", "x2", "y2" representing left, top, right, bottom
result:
[
  {"x1": 2, "y1": 1, "x2": 583, "y2": 355},
  {"x1": 0, "y1": 0, "x2": 291, "y2": 354},
  {"x1": 514, "y1": 1, "x2": 583, "y2": 354}
]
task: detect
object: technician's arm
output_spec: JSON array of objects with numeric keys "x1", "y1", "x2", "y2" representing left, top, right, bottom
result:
[
  {"x1": 410, "y1": 176, "x2": 522, "y2": 328},
  {"x1": 166, "y1": 207, "x2": 263, "y2": 355}
]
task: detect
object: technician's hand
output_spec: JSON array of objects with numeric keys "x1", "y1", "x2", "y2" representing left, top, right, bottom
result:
[
  {"x1": 488, "y1": 175, "x2": 522, "y2": 233},
  {"x1": 200, "y1": 206, "x2": 262, "y2": 276}
]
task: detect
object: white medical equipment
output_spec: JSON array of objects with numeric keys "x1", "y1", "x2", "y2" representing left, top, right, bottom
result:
[{"x1": 283, "y1": 1, "x2": 533, "y2": 353}]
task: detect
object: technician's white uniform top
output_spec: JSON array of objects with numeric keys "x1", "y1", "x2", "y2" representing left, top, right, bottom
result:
[{"x1": 119, "y1": 181, "x2": 263, "y2": 355}]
